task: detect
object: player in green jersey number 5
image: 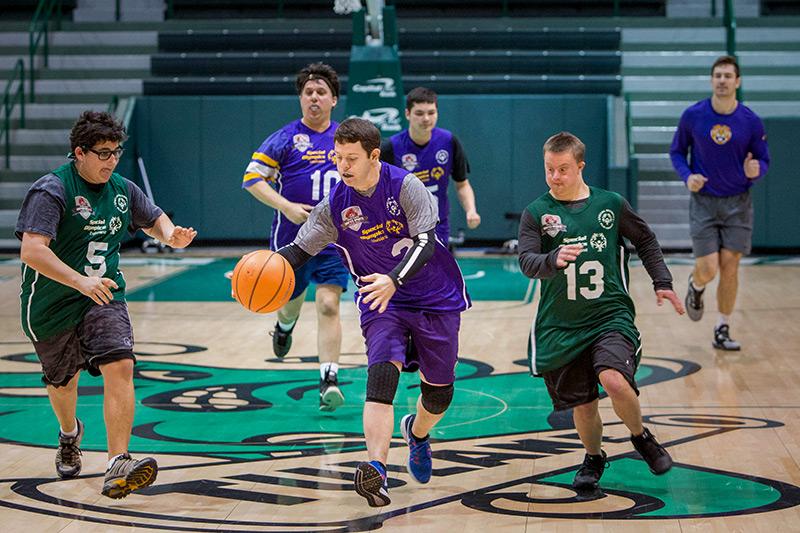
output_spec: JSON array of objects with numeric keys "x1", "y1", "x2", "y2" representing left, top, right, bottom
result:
[
  {"x1": 16, "y1": 111, "x2": 196, "y2": 498},
  {"x1": 518, "y1": 132, "x2": 684, "y2": 494}
]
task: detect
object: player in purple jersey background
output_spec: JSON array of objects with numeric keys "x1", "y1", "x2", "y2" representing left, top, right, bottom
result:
[
  {"x1": 380, "y1": 87, "x2": 480, "y2": 247},
  {"x1": 670, "y1": 56, "x2": 771, "y2": 351},
  {"x1": 241, "y1": 63, "x2": 350, "y2": 412},
  {"x1": 276, "y1": 118, "x2": 471, "y2": 508}
]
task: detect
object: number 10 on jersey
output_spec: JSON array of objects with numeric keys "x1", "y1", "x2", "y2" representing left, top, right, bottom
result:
[{"x1": 310, "y1": 170, "x2": 340, "y2": 201}]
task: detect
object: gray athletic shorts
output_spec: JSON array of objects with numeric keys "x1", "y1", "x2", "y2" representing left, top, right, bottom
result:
[
  {"x1": 689, "y1": 190, "x2": 753, "y2": 257},
  {"x1": 31, "y1": 300, "x2": 136, "y2": 387}
]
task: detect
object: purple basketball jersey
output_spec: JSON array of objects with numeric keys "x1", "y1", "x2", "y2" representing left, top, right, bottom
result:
[
  {"x1": 389, "y1": 128, "x2": 455, "y2": 243},
  {"x1": 328, "y1": 163, "x2": 470, "y2": 317},
  {"x1": 245, "y1": 119, "x2": 340, "y2": 252}
]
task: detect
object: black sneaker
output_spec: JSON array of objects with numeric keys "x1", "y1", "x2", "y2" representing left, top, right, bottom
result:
[
  {"x1": 354, "y1": 461, "x2": 390, "y2": 507},
  {"x1": 270, "y1": 322, "x2": 294, "y2": 358},
  {"x1": 685, "y1": 274, "x2": 705, "y2": 322},
  {"x1": 55, "y1": 418, "x2": 84, "y2": 479},
  {"x1": 572, "y1": 450, "x2": 608, "y2": 490},
  {"x1": 713, "y1": 324, "x2": 741, "y2": 351},
  {"x1": 631, "y1": 427, "x2": 673, "y2": 475},
  {"x1": 319, "y1": 368, "x2": 344, "y2": 412},
  {"x1": 101, "y1": 453, "x2": 158, "y2": 499}
]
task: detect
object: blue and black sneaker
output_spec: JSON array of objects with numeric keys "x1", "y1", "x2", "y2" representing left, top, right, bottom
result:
[
  {"x1": 400, "y1": 414, "x2": 432, "y2": 484},
  {"x1": 354, "y1": 460, "x2": 390, "y2": 507}
]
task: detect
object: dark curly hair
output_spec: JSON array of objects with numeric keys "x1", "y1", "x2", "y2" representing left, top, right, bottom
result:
[
  {"x1": 295, "y1": 62, "x2": 340, "y2": 99},
  {"x1": 69, "y1": 111, "x2": 127, "y2": 153}
]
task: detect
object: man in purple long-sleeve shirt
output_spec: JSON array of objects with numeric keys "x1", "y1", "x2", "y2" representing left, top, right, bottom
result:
[{"x1": 669, "y1": 55, "x2": 770, "y2": 351}]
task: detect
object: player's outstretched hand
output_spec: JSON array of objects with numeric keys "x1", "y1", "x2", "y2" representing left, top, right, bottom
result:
[
  {"x1": 556, "y1": 244, "x2": 585, "y2": 268},
  {"x1": 77, "y1": 276, "x2": 118, "y2": 305},
  {"x1": 656, "y1": 289, "x2": 685, "y2": 315},
  {"x1": 167, "y1": 226, "x2": 197, "y2": 249},
  {"x1": 359, "y1": 273, "x2": 397, "y2": 314}
]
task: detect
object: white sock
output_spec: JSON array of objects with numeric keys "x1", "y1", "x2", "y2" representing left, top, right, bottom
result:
[
  {"x1": 692, "y1": 280, "x2": 705, "y2": 291},
  {"x1": 320, "y1": 362, "x2": 339, "y2": 379},
  {"x1": 278, "y1": 319, "x2": 297, "y2": 332},
  {"x1": 717, "y1": 315, "x2": 730, "y2": 329},
  {"x1": 107, "y1": 453, "x2": 126, "y2": 470},
  {"x1": 60, "y1": 418, "x2": 78, "y2": 437}
]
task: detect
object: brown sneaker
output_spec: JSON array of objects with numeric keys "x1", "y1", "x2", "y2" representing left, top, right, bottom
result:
[
  {"x1": 55, "y1": 418, "x2": 84, "y2": 479},
  {"x1": 101, "y1": 453, "x2": 158, "y2": 499}
]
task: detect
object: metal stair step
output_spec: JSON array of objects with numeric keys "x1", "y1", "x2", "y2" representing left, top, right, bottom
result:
[
  {"x1": 9, "y1": 129, "x2": 71, "y2": 145},
  {"x1": 650, "y1": 223, "x2": 691, "y2": 245},
  {"x1": 7, "y1": 103, "x2": 113, "y2": 119},
  {"x1": 6, "y1": 144, "x2": 70, "y2": 156},
  {"x1": 638, "y1": 194, "x2": 690, "y2": 210},
  {"x1": 0, "y1": 238, "x2": 20, "y2": 250},
  {"x1": 638, "y1": 208, "x2": 690, "y2": 224},
  {"x1": 634, "y1": 154, "x2": 674, "y2": 171},
  {"x1": 637, "y1": 180, "x2": 687, "y2": 194},
  {"x1": 0, "y1": 210, "x2": 20, "y2": 227},
  {"x1": 0, "y1": 170, "x2": 48, "y2": 182},
  {"x1": 3, "y1": 156, "x2": 68, "y2": 172}
]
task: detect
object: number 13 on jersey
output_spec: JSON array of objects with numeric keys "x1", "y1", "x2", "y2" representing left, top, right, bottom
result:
[{"x1": 565, "y1": 260, "x2": 605, "y2": 300}]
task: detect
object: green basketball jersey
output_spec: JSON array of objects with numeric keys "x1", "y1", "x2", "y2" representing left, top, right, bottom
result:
[
  {"x1": 526, "y1": 186, "x2": 640, "y2": 374},
  {"x1": 20, "y1": 163, "x2": 132, "y2": 341}
]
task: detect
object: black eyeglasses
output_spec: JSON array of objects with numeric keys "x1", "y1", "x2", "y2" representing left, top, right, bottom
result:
[{"x1": 84, "y1": 147, "x2": 124, "y2": 161}]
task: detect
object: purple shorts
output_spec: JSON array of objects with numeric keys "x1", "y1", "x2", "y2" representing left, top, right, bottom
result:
[{"x1": 362, "y1": 308, "x2": 461, "y2": 385}]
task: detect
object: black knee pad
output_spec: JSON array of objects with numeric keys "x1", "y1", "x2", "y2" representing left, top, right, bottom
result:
[
  {"x1": 366, "y1": 362, "x2": 400, "y2": 405},
  {"x1": 420, "y1": 382, "x2": 454, "y2": 414}
]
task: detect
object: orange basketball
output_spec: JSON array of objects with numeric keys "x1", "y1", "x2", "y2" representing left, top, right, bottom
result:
[{"x1": 231, "y1": 250, "x2": 295, "y2": 313}]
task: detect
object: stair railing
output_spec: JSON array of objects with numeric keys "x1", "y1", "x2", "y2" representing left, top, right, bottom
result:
[
  {"x1": 624, "y1": 92, "x2": 638, "y2": 209},
  {"x1": 1, "y1": 60, "x2": 26, "y2": 169},
  {"x1": 29, "y1": 0, "x2": 64, "y2": 103}
]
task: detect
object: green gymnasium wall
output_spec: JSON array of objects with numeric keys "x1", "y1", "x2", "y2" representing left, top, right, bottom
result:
[
  {"x1": 752, "y1": 118, "x2": 800, "y2": 249},
  {"x1": 132, "y1": 95, "x2": 610, "y2": 242}
]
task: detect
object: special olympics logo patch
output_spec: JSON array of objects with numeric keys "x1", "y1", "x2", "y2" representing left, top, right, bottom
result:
[
  {"x1": 114, "y1": 194, "x2": 128, "y2": 214},
  {"x1": 598, "y1": 209, "x2": 615, "y2": 230},
  {"x1": 293, "y1": 133, "x2": 312, "y2": 152},
  {"x1": 401, "y1": 153, "x2": 418, "y2": 171}
]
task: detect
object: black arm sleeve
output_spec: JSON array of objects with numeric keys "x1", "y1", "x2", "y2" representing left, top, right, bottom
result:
[
  {"x1": 618, "y1": 199, "x2": 673, "y2": 291},
  {"x1": 379, "y1": 139, "x2": 395, "y2": 164},
  {"x1": 276, "y1": 244, "x2": 313, "y2": 272},
  {"x1": 517, "y1": 209, "x2": 560, "y2": 279},
  {"x1": 450, "y1": 135, "x2": 470, "y2": 182},
  {"x1": 387, "y1": 229, "x2": 436, "y2": 287}
]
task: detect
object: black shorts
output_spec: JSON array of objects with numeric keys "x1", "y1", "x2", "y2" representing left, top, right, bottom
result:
[
  {"x1": 31, "y1": 300, "x2": 136, "y2": 387},
  {"x1": 542, "y1": 331, "x2": 639, "y2": 411}
]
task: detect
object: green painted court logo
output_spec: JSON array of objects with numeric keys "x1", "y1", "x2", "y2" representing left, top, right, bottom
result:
[{"x1": 0, "y1": 341, "x2": 798, "y2": 530}]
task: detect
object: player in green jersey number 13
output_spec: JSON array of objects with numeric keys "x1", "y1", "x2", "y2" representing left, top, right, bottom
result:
[{"x1": 518, "y1": 131, "x2": 684, "y2": 495}]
